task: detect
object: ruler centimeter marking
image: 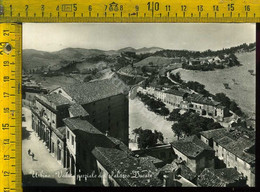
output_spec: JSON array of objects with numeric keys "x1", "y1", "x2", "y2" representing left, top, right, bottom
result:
[
  {"x1": 0, "y1": 23, "x2": 22, "y2": 192},
  {"x1": 0, "y1": 0, "x2": 259, "y2": 22}
]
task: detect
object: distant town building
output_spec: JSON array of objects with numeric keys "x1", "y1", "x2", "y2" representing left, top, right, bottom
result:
[
  {"x1": 200, "y1": 127, "x2": 255, "y2": 186},
  {"x1": 138, "y1": 86, "x2": 227, "y2": 121}
]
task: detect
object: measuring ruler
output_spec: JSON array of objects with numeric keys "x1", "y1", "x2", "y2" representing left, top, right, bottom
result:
[
  {"x1": 0, "y1": 23, "x2": 22, "y2": 192},
  {"x1": 0, "y1": 0, "x2": 259, "y2": 22}
]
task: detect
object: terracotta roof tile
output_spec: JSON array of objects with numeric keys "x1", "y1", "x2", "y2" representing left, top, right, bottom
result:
[{"x1": 62, "y1": 78, "x2": 128, "y2": 104}]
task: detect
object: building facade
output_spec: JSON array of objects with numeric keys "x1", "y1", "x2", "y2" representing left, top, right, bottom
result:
[
  {"x1": 171, "y1": 136, "x2": 215, "y2": 174},
  {"x1": 138, "y1": 86, "x2": 227, "y2": 121},
  {"x1": 200, "y1": 128, "x2": 255, "y2": 186}
]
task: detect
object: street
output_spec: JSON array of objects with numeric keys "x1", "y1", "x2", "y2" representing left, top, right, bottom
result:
[{"x1": 22, "y1": 107, "x2": 74, "y2": 186}]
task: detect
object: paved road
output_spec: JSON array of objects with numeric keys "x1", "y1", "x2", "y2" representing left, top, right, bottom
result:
[{"x1": 22, "y1": 107, "x2": 74, "y2": 186}]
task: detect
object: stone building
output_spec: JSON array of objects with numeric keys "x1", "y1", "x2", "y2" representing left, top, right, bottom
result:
[
  {"x1": 51, "y1": 79, "x2": 129, "y2": 145},
  {"x1": 138, "y1": 86, "x2": 227, "y2": 121},
  {"x1": 185, "y1": 94, "x2": 228, "y2": 120},
  {"x1": 200, "y1": 127, "x2": 255, "y2": 186},
  {"x1": 63, "y1": 117, "x2": 163, "y2": 186},
  {"x1": 171, "y1": 135, "x2": 215, "y2": 174},
  {"x1": 31, "y1": 79, "x2": 129, "y2": 169},
  {"x1": 31, "y1": 92, "x2": 73, "y2": 166}
]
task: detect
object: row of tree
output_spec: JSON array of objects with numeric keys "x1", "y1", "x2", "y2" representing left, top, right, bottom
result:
[{"x1": 137, "y1": 92, "x2": 170, "y2": 116}]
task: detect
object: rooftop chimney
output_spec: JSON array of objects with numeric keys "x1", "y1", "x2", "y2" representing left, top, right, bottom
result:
[{"x1": 105, "y1": 130, "x2": 109, "y2": 136}]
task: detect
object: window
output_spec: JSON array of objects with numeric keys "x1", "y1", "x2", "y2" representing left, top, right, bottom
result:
[
  {"x1": 71, "y1": 135, "x2": 74, "y2": 146},
  {"x1": 67, "y1": 130, "x2": 70, "y2": 140},
  {"x1": 59, "y1": 90, "x2": 62, "y2": 93},
  {"x1": 235, "y1": 156, "x2": 237, "y2": 161}
]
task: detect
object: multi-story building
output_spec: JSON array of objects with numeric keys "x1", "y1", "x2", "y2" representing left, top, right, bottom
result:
[
  {"x1": 63, "y1": 116, "x2": 164, "y2": 186},
  {"x1": 138, "y1": 86, "x2": 227, "y2": 121},
  {"x1": 185, "y1": 94, "x2": 228, "y2": 120},
  {"x1": 31, "y1": 78, "x2": 129, "y2": 169},
  {"x1": 171, "y1": 135, "x2": 215, "y2": 174},
  {"x1": 51, "y1": 79, "x2": 129, "y2": 145},
  {"x1": 200, "y1": 127, "x2": 255, "y2": 186},
  {"x1": 31, "y1": 92, "x2": 73, "y2": 166}
]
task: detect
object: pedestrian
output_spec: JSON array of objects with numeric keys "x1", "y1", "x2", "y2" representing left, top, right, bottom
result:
[
  {"x1": 31, "y1": 153, "x2": 34, "y2": 160},
  {"x1": 28, "y1": 149, "x2": 31, "y2": 155}
]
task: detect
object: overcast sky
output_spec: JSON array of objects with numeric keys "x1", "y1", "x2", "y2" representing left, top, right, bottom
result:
[{"x1": 23, "y1": 23, "x2": 255, "y2": 52}]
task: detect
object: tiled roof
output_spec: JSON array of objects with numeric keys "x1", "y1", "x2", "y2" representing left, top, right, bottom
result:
[
  {"x1": 63, "y1": 117, "x2": 163, "y2": 186},
  {"x1": 68, "y1": 103, "x2": 89, "y2": 117},
  {"x1": 178, "y1": 164, "x2": 197, "y2": 182},
  {"x1": 200, "y1": 128, "x2": 227, "y2": 141},
  {"x1": 200, "y1": 127, "x2": 255, "y2": 164},
  {"x1": 160, "y1": 161, "x2": 178, "y2": 173},
  {"x1": 62, "y1": 78, "x2": 127, "y2": 104},
  {"x1": 171, "y1": 135, "x2": 214, "y2": 158},
  {"x1": 187, "y1": 94, "x2": 220, "y2": 106},
  {"x1": 198, "y1": 168, "x2": 244, "y2": 187},
  {"x1": 92, "y1": 146, "x2": 162, "y2": 187},
  {"x1": 164, "y1": 89, "x2": 187, "y2": 97},
  {"x1": 45, "y1": 92, "x2": 72, "y2": 106},
  {"x1": 225, "y1": 137, "x2": 255, "y2": 164},
  {"x1": 63, "y1": 117, "x2": 102, "y2": 134}
]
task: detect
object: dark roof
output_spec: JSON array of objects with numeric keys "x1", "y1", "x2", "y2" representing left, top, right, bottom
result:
[
  {"x1": 200, "y1": 128, "x2": 227, "y2": 141},
  {"x1": 164, "y1": 89, "x2": 187, "y2": 97},
  {"x1": 198, "y1": 168, "x2": 244, "y2": 187},
  {"x1": 200, "y1": 127, "x2": 255, "y2": 164},
  {"x1": 225, "y1": 137, "x2": 255, "y2": 164},
  {"x1": 62, "y1": 78, "x2": 127, "y2": 104},
  {"x1": 63, "y1": 117, "x2": 163, "y2": 187},
  {"x1": 63, "y1": 117, "x2": 101, "y2": 134},
  {"x1": 178, "y1": 164, "x2": 197, "y2": 182},
  {"x1": 45, "y1": 92, "x2": 72, "y2": 106},
  {"x1": 92, "y1": 147, "x2": 162, "y2": 187},
  {"x1": 186, "y1": 94, "x2": 220, "y2": 106},
  {"x1": 68, "y1": 103, "x2": 89, "y2": 117},
  {"x1": 160, "y1": 161, "x2": 178, "y2": 173},
  {"x1": 171, "y1": 135, "x2": 214, "y2": 158}
]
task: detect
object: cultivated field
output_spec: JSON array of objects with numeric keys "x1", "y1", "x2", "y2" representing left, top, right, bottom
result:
[{"x1": 173, "y1": 52, "x2": 256, "y2": 117}]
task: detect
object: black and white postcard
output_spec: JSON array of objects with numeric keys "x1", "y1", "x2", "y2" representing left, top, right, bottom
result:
[{"x1": 22, "y1": 23, "x2": 256, "y2": 187}]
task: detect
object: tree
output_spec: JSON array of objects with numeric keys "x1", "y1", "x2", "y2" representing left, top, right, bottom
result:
[
  {"x1": 172, "y1": 122, "x2": 184, "y2": 140},
  {"x1": 168, "y1": 109, "x2": 181, "y2": 121},
  {"x1": 137, "y1": 129, "x2": 158, "y2": 149},
  {"x1": 160, "y1": 106, "x2": 170, "y2": 116},
  {"x1": 154, "y1": 130, "x2": 164, "y2": 143},
  {"x1": 213, "y1": 93, "x2": 231, "y2": 108},
  {"x1": 171, "y1": 111, "x2": 223, "y2": 138},
  {"x1": 132, "y1": 127, "x2": 142, "y2": 142}
]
